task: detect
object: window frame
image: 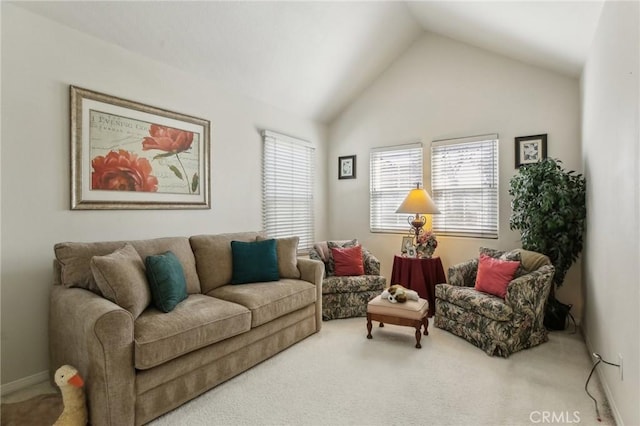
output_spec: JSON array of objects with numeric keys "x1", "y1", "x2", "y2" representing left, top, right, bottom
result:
[
  {"x1": 261, "y1": 130, "x2": 315, "y2": 253},
  {"x1": 430, "y1": 134, "x2": 499, "y2": 239},
  {"x1": 369, "y1": 142, "x2": 424, "y2": 234}
]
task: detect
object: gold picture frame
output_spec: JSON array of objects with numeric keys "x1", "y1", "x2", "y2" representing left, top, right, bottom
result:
[{"x1": 70, "y1": 86, "x2": 210, "y2": 209}]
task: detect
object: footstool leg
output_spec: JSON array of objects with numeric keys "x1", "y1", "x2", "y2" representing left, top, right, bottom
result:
[
  {"x1": 414, "y1": 326, "x2": 422, "y2": 349},
  {"x1": 423, "y1": 316, "x2": 429, "y2": 336},
  {"x1": 366, "y1": 314, "x2": 373, "y2": 339}
]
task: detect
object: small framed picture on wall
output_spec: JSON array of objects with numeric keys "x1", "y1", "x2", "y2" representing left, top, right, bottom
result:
[
  {"x1": 338, "y1": 155, "x2": 356, "y2": 179},
  {"x1": 515, "y1": 134, "x2": 547, "y2": 168}
]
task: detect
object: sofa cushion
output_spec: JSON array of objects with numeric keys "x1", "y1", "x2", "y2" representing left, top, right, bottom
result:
[
  {"x1": 90, "y1": 243, "x2": 151, "y2": 319},
  {"x1": 56, "y1": 240, "x2": 127, "y2": 294},
  {"x1": 326, "y1": 239, "x2": 358, "y2": 276},
  {"x1": 190, "y1": 232, "x2": 262, "y2": 293},
  {"x1": 257, "y1": 236, "x2": 301, "y2": 279},
  {"x1": 231, "y1": 239, "x2": 279, "y2": 284},
  {"x1": 208, "y1": 279, "x2": 316, "y2": 328},
  {"x1": 322, "y1": 275, "x2": 386, "y2": 295},
  {"x1": 518, "y1": 249, "x2": 551, "y2": 273},
  {"x1": 331, "y1": 245, "x2": 365, "y2": 276},
  {"x1": 132, "y1": 238, "x2": 201, "y2": 294},
  {"x1": 480, "y1": 247, "x2": 526, "y2": 278},
  {"x1": 479, "y1": 247, "x2": 520, "y2": 261},
  {"x1": 474, "y1": 254, "x2": 520, "y2": 298},
  {"x1": 134, "y1": 294, "x2": 251, "y2": 369},
  {"x1": 145, "y1": 251, "x2": 188, "y2": 313},
  {"x1": 55, "y1": 237, "x2": 201, "y2": 294},
  {"x1": 436, "y1": 283, "x2": 513, "y2": 321}
]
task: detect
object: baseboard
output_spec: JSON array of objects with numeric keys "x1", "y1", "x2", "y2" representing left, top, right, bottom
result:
[
  {"x1": 1, "y1": 370, "x2": 49, "y2": 397},
  {"x1": 582, "y1": 331, "x2": 624, "y2": 426}
]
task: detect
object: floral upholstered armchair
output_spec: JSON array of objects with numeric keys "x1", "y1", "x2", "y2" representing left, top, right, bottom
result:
[
  {"x1": 309, "y1": 240, "x2": 386, "y2": 320},
  {"x1": 434, "y1": 248, "x2": 554, "y2": 357}
]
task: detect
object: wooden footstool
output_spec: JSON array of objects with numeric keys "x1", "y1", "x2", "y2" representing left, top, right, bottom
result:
[{"x1": 366, "y1": 295, "x2": 429, "y2": 348}]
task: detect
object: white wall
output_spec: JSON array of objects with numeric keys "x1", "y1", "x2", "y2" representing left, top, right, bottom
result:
[
  {"x1": 581, "y1": 1, "x2": 640, "y2": 424},
  {"x1": 328, "y1": 33, "x2": 583, "y2": 315},
  {"x1": 0, "y1": 4, "x2": 327, "y2": 385}
]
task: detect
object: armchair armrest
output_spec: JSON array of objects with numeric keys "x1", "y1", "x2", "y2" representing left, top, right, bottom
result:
[
  {"x1": 505, "y1": 264, "x2": 554, "y2": 316},
  {"x1": 362, "y1": 249, "x2": 381, "y2": 275},
  {"x1": 447, "y1": 258, "x2": 479, "y2": 287},
  {"x1": 297, "y1": 257, "x2": 324, "y2": 331},
  {"x1": 50, "y1": 286, "x2": 135, "y2": 426}
]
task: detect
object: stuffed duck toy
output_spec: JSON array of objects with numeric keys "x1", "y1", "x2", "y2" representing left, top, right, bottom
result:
[{"x1": 53, "y1": 364, "x2": 88, "y2": 426}]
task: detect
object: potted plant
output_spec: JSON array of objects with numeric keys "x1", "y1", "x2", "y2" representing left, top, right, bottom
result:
[{"x1": 508, "y1": 158, "x2": 586, "y2": 329}]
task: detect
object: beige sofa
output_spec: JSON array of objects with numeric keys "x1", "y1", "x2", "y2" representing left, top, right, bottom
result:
[{"x1": 50, "y1": 232, "x2": 323, "y2": 425}]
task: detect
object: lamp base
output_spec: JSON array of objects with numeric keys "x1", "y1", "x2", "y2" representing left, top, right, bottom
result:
[{"x1": 408, "y1": 214, "x2": 426, "y2": 244}]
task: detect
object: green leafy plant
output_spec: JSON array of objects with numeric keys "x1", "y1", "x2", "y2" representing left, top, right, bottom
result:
[{"x1": 509, "y1": 158, "x2": 586, "y2": 287}]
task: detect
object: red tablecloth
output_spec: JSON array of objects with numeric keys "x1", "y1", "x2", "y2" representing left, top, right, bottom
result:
[{"x1": 390, "y1": 255, "x2": 446, "y2": 317}]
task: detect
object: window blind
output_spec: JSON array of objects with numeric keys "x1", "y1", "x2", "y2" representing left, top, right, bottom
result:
[
  {"x1": 262, "y1": 130, "x2": 315, "y2": 252},
  {"x1": 370, "y1": 143, "x2": 423, "y2": 233},
  {"x1": 431, "y1": 135, "x2": 498, "y2": 238}
]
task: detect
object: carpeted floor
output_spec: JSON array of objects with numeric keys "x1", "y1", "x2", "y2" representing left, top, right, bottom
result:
[
  {"x1": 152, "y1": 318, "x2": 613, "y2": 425},
  {"x1": 2, "y1": 318, "x2": 614, "y2": 425}
]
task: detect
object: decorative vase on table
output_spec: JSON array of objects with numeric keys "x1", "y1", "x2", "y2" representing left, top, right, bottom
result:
[{"x1": 416, "y1": 231, "x2": 437, "y2": 258}]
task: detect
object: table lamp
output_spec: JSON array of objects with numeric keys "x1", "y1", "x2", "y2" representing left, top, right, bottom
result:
[{"x1": 395, "y1": 183, "x2": 440, "y2": 243}]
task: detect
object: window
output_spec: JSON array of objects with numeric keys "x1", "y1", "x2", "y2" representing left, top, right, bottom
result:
[
  {"x1": 370, "y1": 143, "x2": 423, "y2": 233},
  {"x1": 431, "y1": 134, "x2": 498, "y2": 238},
  {"x1": 262, "y1": 130, "x2": 315, "y2": 252}
]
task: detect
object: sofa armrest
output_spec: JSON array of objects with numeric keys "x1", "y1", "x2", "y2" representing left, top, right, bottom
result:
[
  {"x1": 447, "y1": 258, "x2": 478, "y2": 287},
  {"x1": 362, "y1": 249, "x2": 381, "y2": 275},
  {"x1": 505, "y1": 264, "x2": 554, "y2": 317},
  {"x1": 50, "y1": 286, "x2": 135, "y2": 426},
  {"x1": 296, "y1": 257, "x2": 324, "y2": 331}
]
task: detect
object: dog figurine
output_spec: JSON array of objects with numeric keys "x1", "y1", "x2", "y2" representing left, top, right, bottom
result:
[{"x1": 381, "y1": 284, "x2": 419, "y2": 303}]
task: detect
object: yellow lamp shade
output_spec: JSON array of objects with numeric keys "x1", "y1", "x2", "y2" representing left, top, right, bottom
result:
[{"x1": 396, "y1": 187, "x2": 440, "y2": 215}]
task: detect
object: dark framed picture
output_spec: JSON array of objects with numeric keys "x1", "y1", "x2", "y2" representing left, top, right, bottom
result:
[
  {"x1": 70, "y1": 86, "x2": 211, "y2": 209},
  {"x1": 338, "y1": 155, "x2": 356, "y2": 179},
  {"x1": 515, "y1": 134, "x2": 547, "y2": 168}
]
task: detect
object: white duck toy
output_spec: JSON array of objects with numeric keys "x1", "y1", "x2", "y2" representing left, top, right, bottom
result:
[{"x1": 53, "y1": 364, "x2": 88, "y2": 426}]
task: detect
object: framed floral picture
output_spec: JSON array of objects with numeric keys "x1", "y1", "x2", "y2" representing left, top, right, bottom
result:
[
  {"x1": 70, "y1": 86, "x2": 210, "y2": 209},
  {"x1": 515, "y1": 134, "x2": 547, "y2": 168}
]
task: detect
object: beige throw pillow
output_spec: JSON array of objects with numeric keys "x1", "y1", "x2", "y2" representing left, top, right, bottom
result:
[
  {"x1": 90, "y1": 243, "x2": 151, "y2": 319},
  {"x1": 257, "y1": 236, "x2": 301, "y2": 279},
  {"x1": 190, "y1": 232, "x2": 262, "y2": 293},
  {"x1": 519, "y1": 249, "x2": 551, "y2": 272}
]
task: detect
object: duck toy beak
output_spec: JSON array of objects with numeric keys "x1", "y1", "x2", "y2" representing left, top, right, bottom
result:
[{"x1": 68, "y1": 373, "x2": 84, "y2": 388}]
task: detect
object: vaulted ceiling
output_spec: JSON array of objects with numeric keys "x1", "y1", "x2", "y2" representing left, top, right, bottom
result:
[{"x1": 11, "y1": 1, "x2": 604, "y2": 124}]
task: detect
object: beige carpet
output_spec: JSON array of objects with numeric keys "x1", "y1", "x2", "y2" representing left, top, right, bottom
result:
[
  {"x1": 2, "y1": 318, "x2": 613, "y2": 425},
  {"x1": 152, "y1": 318, "x2": 613, "y2": 425}
]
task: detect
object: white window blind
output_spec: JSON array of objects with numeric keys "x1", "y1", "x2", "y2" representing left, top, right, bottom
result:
[
  {"x1": 370, "y1": 143, "x2": 423, "y2": 233},
  {"x1": 431, "y1": 135, "x2": 498, "y2": 238},
  {"x1": 262, "y1": 130, "x2": 315, "y2": 252}
]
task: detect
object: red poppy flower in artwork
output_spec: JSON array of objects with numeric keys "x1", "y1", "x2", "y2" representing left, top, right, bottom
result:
[
  {"x1": 142, "y1": 124, "x2": 193, "y2": 154},
  {"x1": 91, "y1": 149, "x2": 158, "y2": 192}
]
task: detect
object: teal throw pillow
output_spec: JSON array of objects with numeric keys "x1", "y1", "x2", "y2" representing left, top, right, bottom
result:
[
  {"x1": 231, "y1": 239, "x2": 279, "y2": 284},
  {"x1": 145, "y1": 251, "x2": 188, "y2": 313}
]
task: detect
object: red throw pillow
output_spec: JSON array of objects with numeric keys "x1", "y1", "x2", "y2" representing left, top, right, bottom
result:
[
  {"x1": 474, "y1": 254, "x2": 520, "y2": 298},
  {"x1": 331, "y1": 245, "x2": 365, "y2": 276}
]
